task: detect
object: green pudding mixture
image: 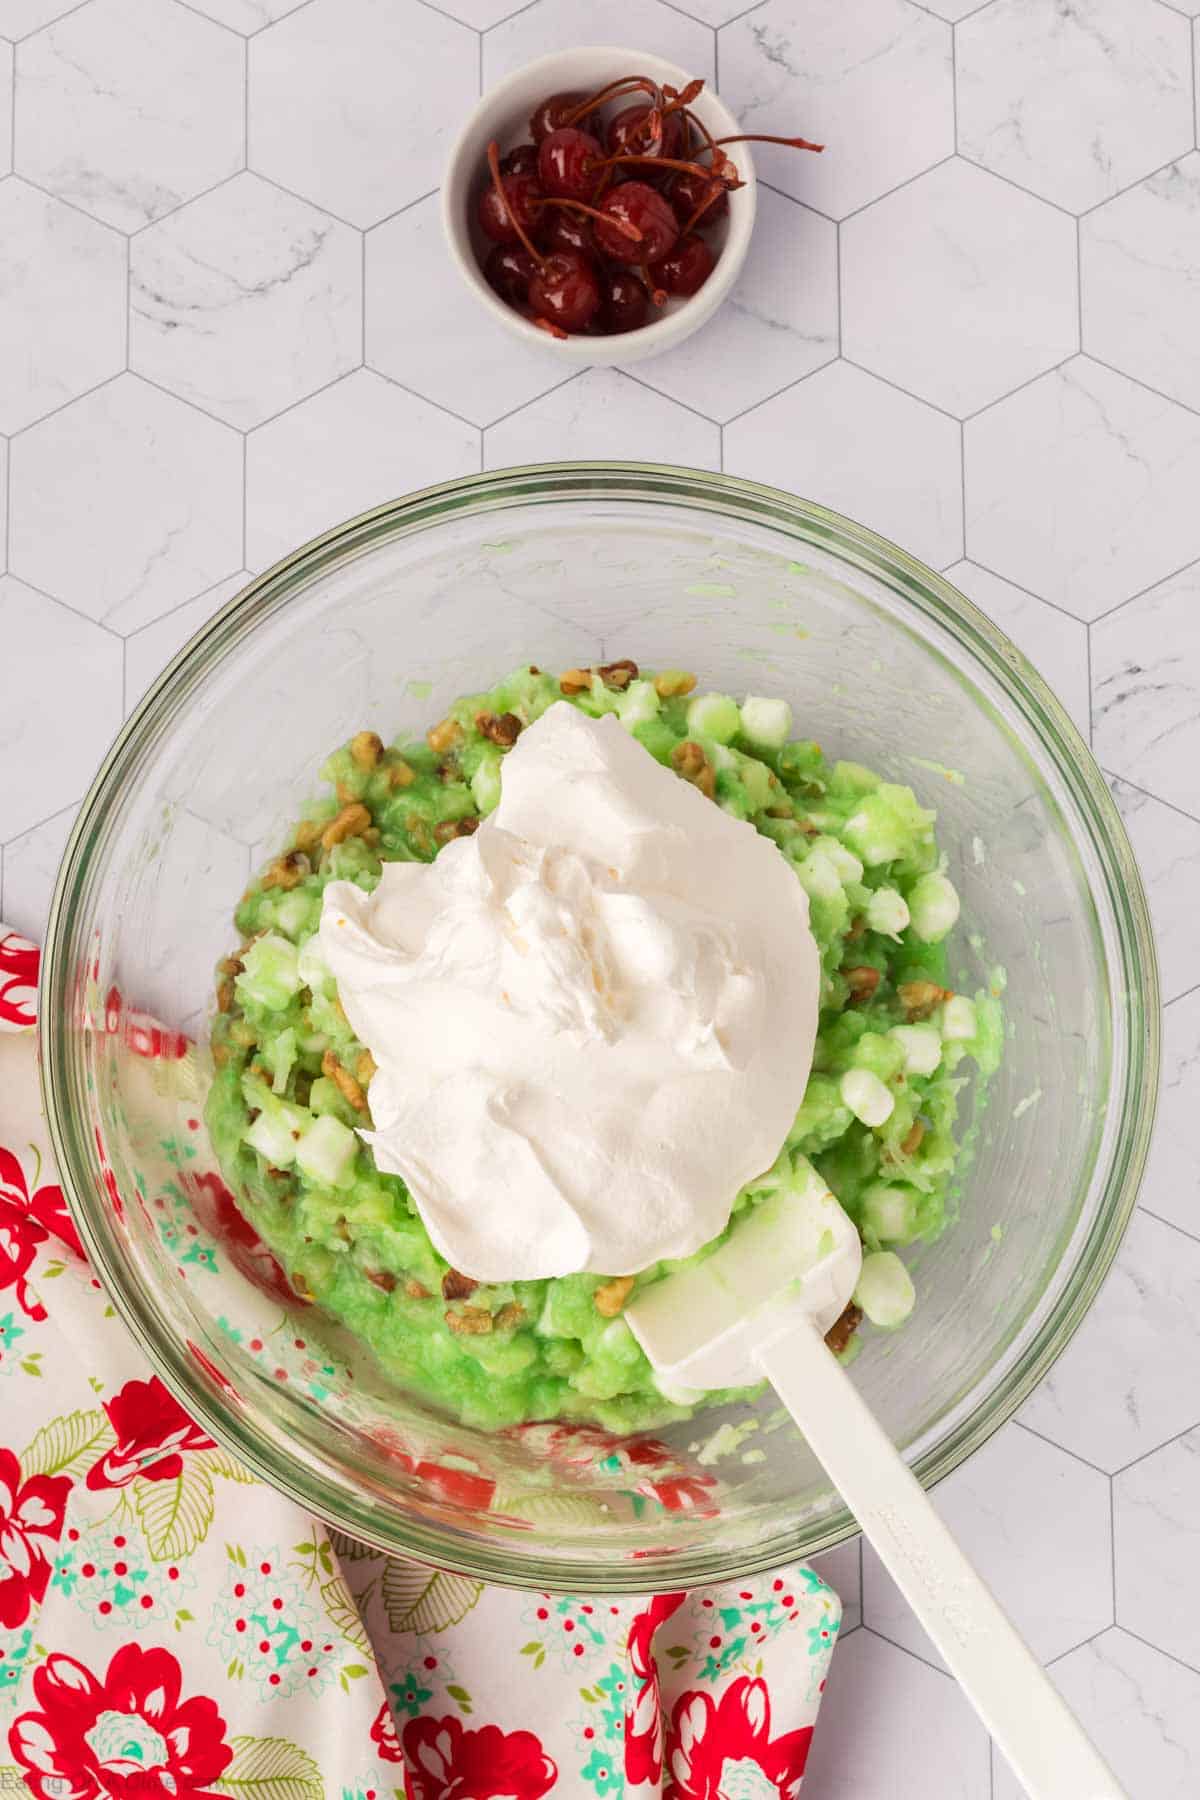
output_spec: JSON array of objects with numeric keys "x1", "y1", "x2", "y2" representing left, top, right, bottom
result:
[{"x1": 206, "y1": 662, "x2": 1002, "y2": 1432}]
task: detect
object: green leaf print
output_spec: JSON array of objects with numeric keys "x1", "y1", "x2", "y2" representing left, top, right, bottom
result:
[
  {"x1": 380, "y1": 1564, "x2": 484, "y2": 1635},
  {"x1": 196, "y1": 1445, "x2": 256, "y2": 1485},
  {"x1": 445, "y1": 1684, "x2": 472, "y2": 1715},
  {"x1": 21, "y1": 1409, "x2": 116, "y2": 1480},
  {"x1": 328, "y1": 1529, "x2": 374, "y2": 1563},
  {"x1": 213, "y1": 1737, "x2": 323, "y2": 1800},
  {"x1": 134, "y1": 1460, "x2": 215, "y2": 1560},
  {"x1": 319, "y1": 1572, "x2": 369, "y2": 1652}
]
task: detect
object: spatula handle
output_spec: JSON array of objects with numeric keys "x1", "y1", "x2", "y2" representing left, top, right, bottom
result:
[{"x1": 756, "y1": 1321, "x2": 1126, "y2": 1800}]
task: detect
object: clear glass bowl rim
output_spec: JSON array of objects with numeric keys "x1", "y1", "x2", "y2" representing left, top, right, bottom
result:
[{"x1": 40, "y1": 461, "x2": 1160, "y2": 1589}]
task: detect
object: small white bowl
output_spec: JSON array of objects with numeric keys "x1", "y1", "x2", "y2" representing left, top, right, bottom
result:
[{"x1": 440, "y1": 45, "x2": 756, "y2": 366}]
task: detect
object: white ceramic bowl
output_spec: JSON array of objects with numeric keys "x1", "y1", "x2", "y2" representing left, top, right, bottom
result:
[{"x1": 440, "y1": 45, "x2": 756, "y2": 366}]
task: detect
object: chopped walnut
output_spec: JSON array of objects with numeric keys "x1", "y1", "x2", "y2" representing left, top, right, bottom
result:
[
  {"x1": 493, "y1": 1302, "x2": 526, "y2": 1332},
  {"x1": 385, "y1": 757, "x2": 416, "y2": 790},
  {"x1": 671, "y1": 739, "x2": 706, "y2": 780},
  {"x1": 598, "y1": 658, "x2": 639, "y2": 690},
  {"x1": 336, "y1": 781, "x2": 357, "y2": 807},
  {"x1": 216, "y1": 978, "x2": 235, "y2": 1015},
  {"x1": 899, "y1": 1119, "x2": 925, "y2": 1157},
  {"x1": 364, "y1": 1268, "x2": 397, "y2": 1293},
  {"x1": 843, "y1": 965, "x2": 881, "y2": 1004},
  {"x1": 212, "y1": 1042, "x2": 231, "y2": 1069},
  {"x1": 594, "y1": 1274, "x2": 635, "y2": 1317},
  {"x1": 293, "y1": 818, "x2": 324, "y2": 853},
  {"x1": 845, "y1": 915, "x2": 867, "y2": 942},
  {"x1": 357, "y1": 1049, "x2": 377, "y2": 1086},
  {"x1": 434, "y1": 816, "x2": 480, "y2": 846},
  {"x1": 441, "y1": 1268, "x2": 478, "y2": 1301},
  {"x1": 670, "y1": 739, "x2": 717, "y2": 801},
  {"x1": 559, "y1": 668, "x2": 592, "y2": 696},
  {"x1": 654, "y1": 670, "x2": 697, "y2": 698},
  {"x1": 898, "y1": 980, "x2": 952, "y2": 1021},
  {"x1": 351, "y1": 730, "x2": 384, "y2": 770},
  {"x1": 321, "y1": 802, "x2": 372, "y2": 850},
  {"x1": 476, "y1": 710, "x2": 523, "y2": 747},
  {"x1": 445, "y1": 1305, "x2": 493, "y2": 1335},
  {"x1": 824, "y1": 1302, "x2": 862, "y2": 1356},
  {"x1": 322, "y1": 1049, "x2": 368, "y2": 1113},
  {"x1": 405, "y1": 814, "x2": 435, "y2": 858},
  {"x1": 427, "y1": 716, "x2": 464, "y2": 754},
  {"x1": 261, "y1": 850, "x2": 310, "y2": 892},
  {"x1": 404, "y1": 1277, "x2": 432, "y2": 1300}
]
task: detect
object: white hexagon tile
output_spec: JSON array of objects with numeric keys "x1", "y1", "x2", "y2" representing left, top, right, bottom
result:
[
  {"x1": 245, "y1": 371, "x2": 479, "y2": 571},
  {"x1": 0, "y1": 180, "x2": 126, "y2": 433},
  {"x1": 14, "y1": 0, "x2": 245, "y2": 231},
  {"x1": 726, "y1": 360, "x2": 963, "y2": 568},
  {"x1": 956, "y1": 0, "x2": 1193, "y2": 212},
  {"x1": 841, "y1": 159, "x2": 1078, "y2": 416},
  {"x1": 4, "y1": 0, "x2": 1200, "y2": 1788},
  {"x1": 130, "y1": 173, "x2": 362, "y2": 429},
  {"x1": 718, "y1": 0, "x2": 954, "y2": 218},
  {"x1": 249, "y1": 0, "x2": 476, "y2": 228}
]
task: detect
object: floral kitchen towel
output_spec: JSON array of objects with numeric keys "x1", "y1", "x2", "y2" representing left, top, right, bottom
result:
[{"x1": 0, "y1": 926, "x2": 839, "y2": 1798}]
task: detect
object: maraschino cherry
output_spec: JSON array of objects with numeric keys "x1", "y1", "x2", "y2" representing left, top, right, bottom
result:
[{"x1": 470, "y1": 67, "x2": 822, "y2": 339}]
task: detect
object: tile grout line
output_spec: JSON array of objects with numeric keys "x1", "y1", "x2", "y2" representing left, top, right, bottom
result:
[
  {"x1": 949, "y1": 20, "x2": 958, "y2": 156},
  {"x1": 1119, "y1": 1624, "x2": 1200, "y2": 1684},
  {"x1": 1115, "y1": 1476, "x2": 1122, "y2": 1634},
  {"x1": 1014, "y1": 1418, "x2": 1111, "y2": 1481},
  {"x1": 1110, "y1": 1414, "x2": 1200, "y2": 1481},
  {"x1": 1100, "y1": 766, "x2": 1200, "y2": 831},
  {"x1": 1090, "y1": 551, "x2": 1200, "y2": 629}
]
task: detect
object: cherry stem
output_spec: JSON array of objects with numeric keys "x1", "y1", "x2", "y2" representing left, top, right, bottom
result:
[
  {"x1": 710, "y1": 131, "x2": 824, "y2": 153},
  {"x1": 663, "y1": 78, "x2": 706, "y2": 113},
  {"x1": 486, "y1": 140, "x2": 544, "y2": 267},
  {"x1": 595, "y1": 151, "x2": 743, "y2": 187},
  {"x1": 682, "y1": 106, "x2": 717, "y2": 154},
  {"x1": 680, "y1": 185, "x2": 725, "y2": 235},
  {"x1": 539, "y1": 195, "x2": 643, "y2": 243},
  {"x1": 561, "y1": 75, "x2": 660, "y2": 128}
]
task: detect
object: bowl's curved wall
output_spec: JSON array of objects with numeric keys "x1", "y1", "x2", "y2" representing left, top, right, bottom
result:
[{"x1": 41, "y1": 465, "x2": 1158, "y2": 1591}]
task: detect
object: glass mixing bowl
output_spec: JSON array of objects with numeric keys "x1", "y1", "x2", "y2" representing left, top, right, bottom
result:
[{"x1": 41, "y1": 464, "x2": 1159, "y2": 1593}]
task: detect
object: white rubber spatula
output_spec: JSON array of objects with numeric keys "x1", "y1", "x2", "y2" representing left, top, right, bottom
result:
[{"x1": 625, "y1": 1160, "x2": 1126, "y2": 1800}]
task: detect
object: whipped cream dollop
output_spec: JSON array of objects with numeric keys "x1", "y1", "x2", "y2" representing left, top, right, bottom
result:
[{"x1": 319, "y1": 704, "x2": 819, "y2": 1282}]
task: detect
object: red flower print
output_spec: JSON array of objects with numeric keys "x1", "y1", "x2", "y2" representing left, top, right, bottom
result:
[
  {"x1": 102, "y1": 988, "x2": 188, "y2": 1061},
  {"x1": 0, "y1": 932, "x2": 38, "y2": 1029},
  {"x1": 94, "y1": 1129, "x2": 124, "y2": 1222},
  {"x1": 186, "y1": 1340, "x2": 239, "y2": 1401},
  {"x1": 666, "y1": 1677, "x2": 813, "y2": 1800},
  {"x1": 0, "y1": 1144, "x2": 83, "y2": 1261},
  {"x1": 189, "y1": 1174, "x2": 302, "y2": 1309},
  {"x1": 9, "y1": 1643, "x2": 232, "y2": 1800},
  {"x1": 0, "y1": 1447, "x2": 71, "y2": 1630},
  {"x1": 0, "y1": 1197, "x2": 48, "y2": 1322},
  {"x1": 85, "y1": 1376, "x2": 215, "y2": 1491},
  {"x1": 370, "y1": 1700, "x2": 404, "y2": 1765},
  {"x1": 401, "y1": 1715, "x2": 556, "y2": 1799},
  {"x1": 624, "y1": 1592, "x2": 685, "y2": 1787}
]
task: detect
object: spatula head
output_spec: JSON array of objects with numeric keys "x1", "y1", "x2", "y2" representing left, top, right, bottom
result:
[{"x1": 625, "y1": 1158, "x2": 862, "y2": 1392}]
